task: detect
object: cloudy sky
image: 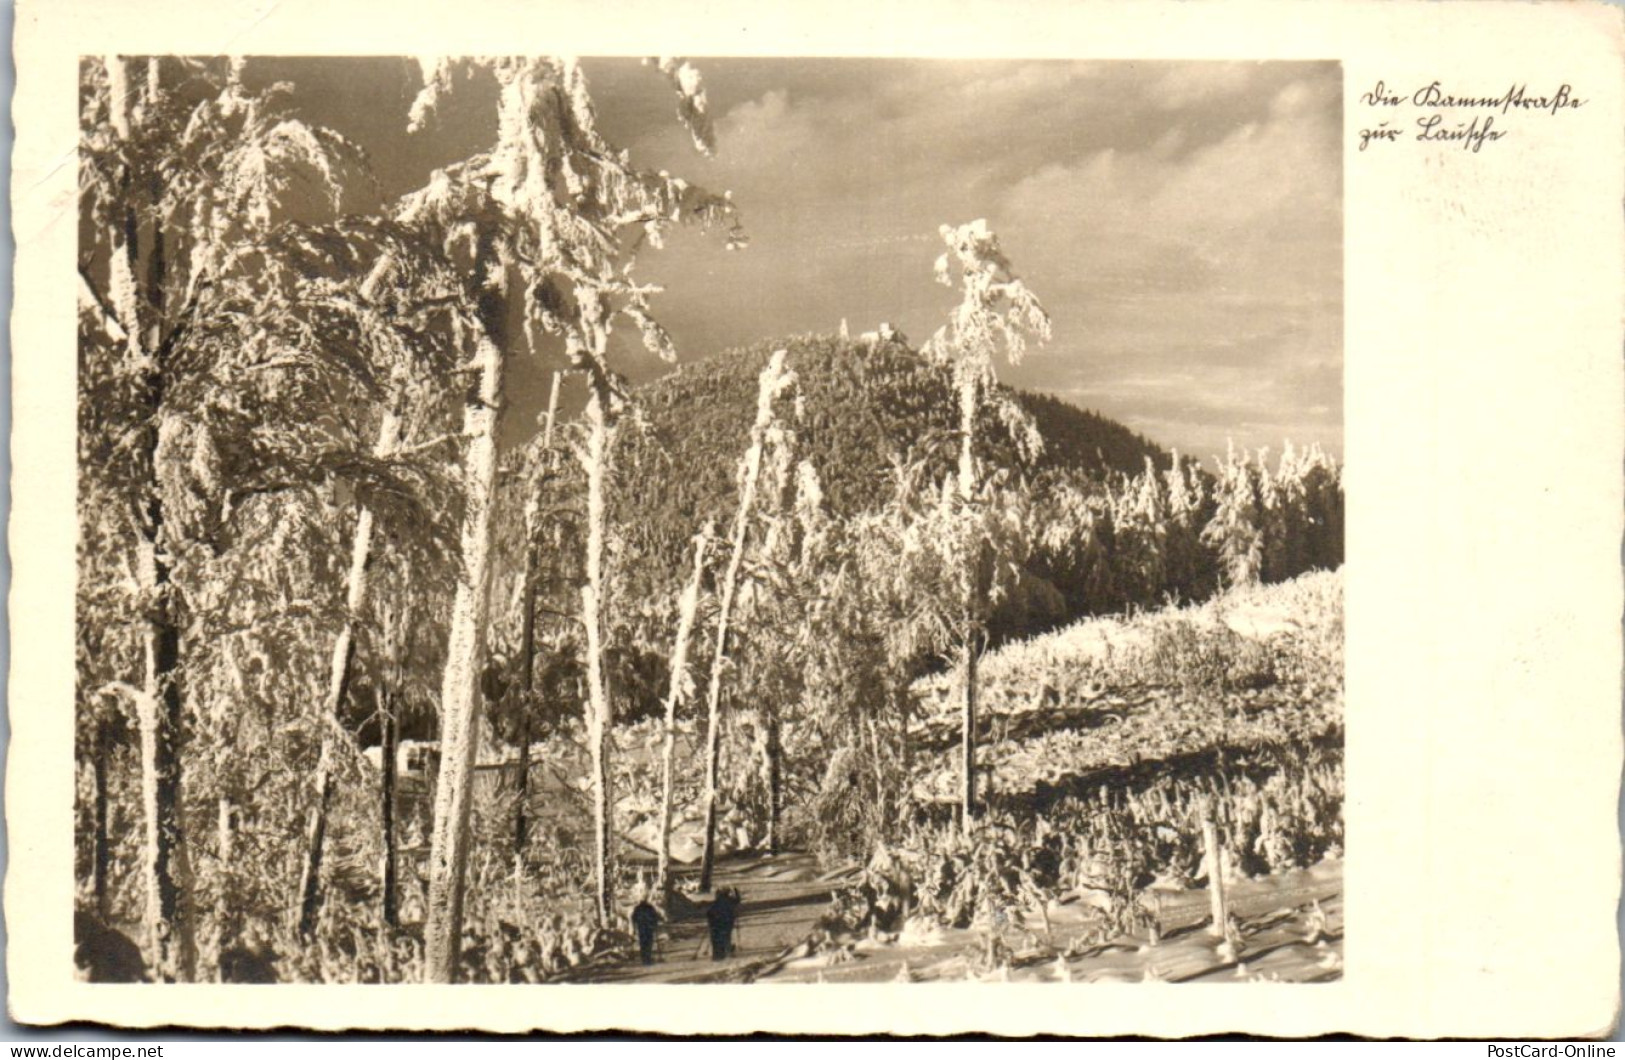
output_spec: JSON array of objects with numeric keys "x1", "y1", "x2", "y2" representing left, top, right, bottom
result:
[{"x1": 266, "y1": 58, "x2": 1343, "y2": 459}]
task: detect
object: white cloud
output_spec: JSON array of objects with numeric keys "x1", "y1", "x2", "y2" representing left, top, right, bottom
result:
[
  {"x1": 996, "y1": 71, "x2": 1342, "y2": 457},
  {"x1": 1150, "y1": 63, "x2": 1274, "y2": 110},
  {"x1": 614, "y1": 59, "x2": 1342, "y2": 459}
]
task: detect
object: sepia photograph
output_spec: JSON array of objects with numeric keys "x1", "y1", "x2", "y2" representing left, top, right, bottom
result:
[
  {"x1": 13, "y1": 0, "x2": 1623, "y2": 1037},
  {"x1": 70, "y1": 55, "x2": 1344, "y2": 988}
]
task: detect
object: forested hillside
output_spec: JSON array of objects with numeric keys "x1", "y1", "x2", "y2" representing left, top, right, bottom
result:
[
  {"x1": 610, "y1": 334, "x2": 1168, "y2": 605},
  {"x1": 628, "y1": 335, "x2": 1165, "y2": 516}
]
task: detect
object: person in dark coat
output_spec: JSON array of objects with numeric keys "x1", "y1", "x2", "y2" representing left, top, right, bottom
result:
[
  {"x1": 630, "y1": 899, "x2": 663, "y2": 966},
  {"x1": 705, "y1": 887, "x2": 743, "y2": 961}
]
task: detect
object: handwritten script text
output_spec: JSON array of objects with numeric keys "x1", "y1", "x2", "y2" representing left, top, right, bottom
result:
[{"x1": 1356, "y1": 80, "x2": 1584, "y2": 152}]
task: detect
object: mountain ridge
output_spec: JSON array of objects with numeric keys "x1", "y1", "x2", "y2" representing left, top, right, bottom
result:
[{"x1": 613, "y1": 333, "x2": 1168, "y2": 579}]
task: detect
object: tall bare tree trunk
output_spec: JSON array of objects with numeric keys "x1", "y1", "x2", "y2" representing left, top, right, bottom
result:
[
  {"x1": 133, "y1": 383, "x2": 192, "y2": 983},
  {"x1": 110, "y1": 55, "x2": 193, "y2": 981},
  {"x1": 957, "y1": 637, "x2": 978, "y2": 836},
  {"x1": 956, "y1": 373, "x2": 981, "y2": 836},
  {"x1": 699, "y1": 682, "x2": 726, "y2": 893},
  {"x1": 864, "y1": 711, "x2": 887, "y2": 825},
  {"x1": 752, "y1": 414, "x2": 798, "y2": 863},
  {"x1": 765, "y1": 709, "x2": 782, "y2": 855},
  {"x1": 657, "y1": 525, "x2": 711, "y2": 893},
  {"x1": 423, "y1": 307, "x2": 506, "y2": 982},
  {"x1": 297, "y1": 505, "x2": 372, "y2": 935},
  {"x1": 1200, "y1": 800, "x2": 1230, "y2": 938},
  {"x1": 513, "y1": 544, "x2": 538, "y2": 862},
  {"x1": 215, "y1": 798, "x2": 233, "y2": 864},
  {"x1": 380, "y1": 690, "x2": 399, "y2": 929},
  {"x1": 134, "y1": 465, "x2": 192, "y2": 979},
  {"x1": 581, "y1": 378, "x2": 616, "y2": 926},
  {"x1": 207, "y1": 796, "x2": 234, "y2": 983},
  {"x1": 91, "y1": 718, "x2": 111, "y2": 920},
  {"x1": 133, "y1": 644, "x2": 185, "y2": 981},
  {"x1": 699, "y1": 350, "x2": 791, "y2": 892},
  {"x1": 299, "y1": 345, "x2": 402, "y2": 936},
  {"x1": 904, "y1": 688, "x2": 920, "y2": 825},
  {"x1": 514, "y1": 373, "x2": 560, "y2": 867}
]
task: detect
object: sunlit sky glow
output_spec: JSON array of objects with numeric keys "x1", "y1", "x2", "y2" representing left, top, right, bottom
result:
[{"x1": 263, "y1": 58, "x2": 1343, "y2": 460}]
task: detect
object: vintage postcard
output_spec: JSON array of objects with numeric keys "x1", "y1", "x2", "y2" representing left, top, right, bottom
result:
[{"x1": 9, "y1": 0, "x2": 1622, "y2": 1037}]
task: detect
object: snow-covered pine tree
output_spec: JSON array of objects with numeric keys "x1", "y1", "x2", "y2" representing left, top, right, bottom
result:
[
  {"x1": 1162, "y1": 451, "x2": 1212, "y2": 603},
  {"x1": 923, "y1": 220, "x2": 1050, "y2": 833},
  {"x1": 1202, "y1": 442, "x2": 1266, "y2": 589}
]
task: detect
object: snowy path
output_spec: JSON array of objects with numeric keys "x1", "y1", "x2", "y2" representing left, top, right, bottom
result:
[
  {"x1": 564, "y1": 852, "x2": 843, "y2": 984},
  {"x1": 565, "y1": 853, "x2": 1342, "y2": 985}
]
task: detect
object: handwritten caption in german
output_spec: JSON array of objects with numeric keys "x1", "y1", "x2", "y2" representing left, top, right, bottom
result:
[{"x1": 1357, "y1": 81, "x2": 1584, "y2": 153}]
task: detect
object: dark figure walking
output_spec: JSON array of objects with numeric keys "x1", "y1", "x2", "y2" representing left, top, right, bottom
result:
[
  {"x1": 705, "y1": 887, "x2": 742, "y2": 961},
  {"x1": 630, "y1": 900, "x2": 663, "y2": 966}
]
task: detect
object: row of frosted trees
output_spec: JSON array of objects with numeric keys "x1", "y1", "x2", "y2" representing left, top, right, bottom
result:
[
  {"x1": 73, "y1": 55, "x2": 1344, "y2": 985},
  {"x1": 73, "y1": 54, "x2": 1055, "y2": 984},
  {"x1": 1031, "y1": 441, "x2": 1344, "y2": 621},
  {"x1": 74, "y1": 55, "x2": 746, "y2": 983}
]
